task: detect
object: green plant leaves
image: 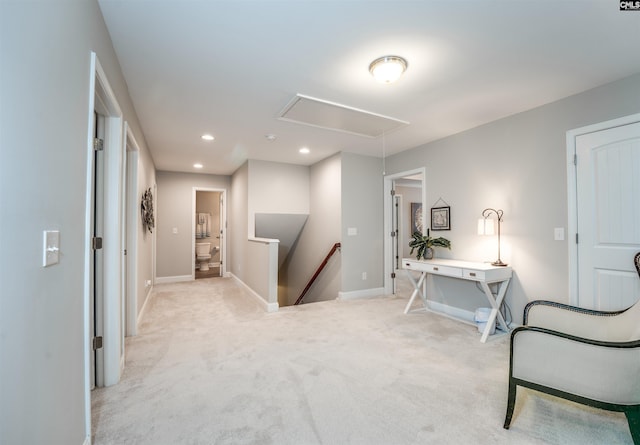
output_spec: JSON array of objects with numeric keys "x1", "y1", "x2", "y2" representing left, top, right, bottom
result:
[{"x1": 408, "y1": 231, "x2": 451, "y2": 260}]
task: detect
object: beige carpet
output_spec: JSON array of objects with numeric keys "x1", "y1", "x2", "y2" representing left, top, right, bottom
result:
[{"x1": 91, "y1": 277, "x2": 633, "y2": 444}]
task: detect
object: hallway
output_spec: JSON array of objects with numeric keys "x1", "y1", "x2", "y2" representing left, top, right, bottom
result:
[{"x1": 91, "y1": 278, "x2": 632, "y2": 445}]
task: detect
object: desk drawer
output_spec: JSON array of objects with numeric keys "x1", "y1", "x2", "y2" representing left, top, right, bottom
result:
[
  {"x1": 404, "y1": 260, "x2": 462, "y2": 277},
  {"x1": 463, "y1": 269, "x2": 485, "y2": 280}
]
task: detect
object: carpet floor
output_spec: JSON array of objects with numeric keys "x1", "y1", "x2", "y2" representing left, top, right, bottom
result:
[{"x1": 91, "y1": 277, "x2": 633, "y2": 444}]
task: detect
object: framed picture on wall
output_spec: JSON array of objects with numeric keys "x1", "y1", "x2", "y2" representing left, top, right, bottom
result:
[
  {"x1": 431, "y1": 206, "x2": 450, "y2": 231},
  {"x1": 411, "y1": 203, "x2": 423, "y2": 234}
]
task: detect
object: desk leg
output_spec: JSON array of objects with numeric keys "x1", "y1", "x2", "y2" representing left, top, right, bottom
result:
[
  {"x1": 404, "y1": 270, "x2": 427, "y2": 314},
  {"x1": 479, "y1": 279, "x2": 511, "y2": 343}
]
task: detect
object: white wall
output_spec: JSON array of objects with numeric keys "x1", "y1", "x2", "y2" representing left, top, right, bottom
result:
[
  {"x1": 386, "y1": 73, "x2": 640, "y2": 323},
  {"x1": 341, "y1": 153, "x2": 384, "y2": 293},
  {"x1": 230, "y1": 162, "x2": 249, "y2": 280},
  {"x1": 281, "y1": 153, "x2": 342, "y2": 306},
  {"x1": 247, "y1": 159, "x2": 310, "y2": 237},
  {"x1": 155, "y1": 171, "x2": 230, "y2": 279},
  {"x1": 136, "y1": 141, "x2": 157, "y2": 315},
  {"x1": 0, "y1": 1, "x2": 152, "y2": 443}
]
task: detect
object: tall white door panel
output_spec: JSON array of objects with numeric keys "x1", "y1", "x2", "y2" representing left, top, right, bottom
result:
[{"x1": 576, "y1": 121, "x2": 640, "y2": 310}]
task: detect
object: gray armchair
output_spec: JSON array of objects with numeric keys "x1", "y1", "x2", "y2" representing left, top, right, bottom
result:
[{"x1": 503, "y1": 252, "x2": 640, "y2": 444}]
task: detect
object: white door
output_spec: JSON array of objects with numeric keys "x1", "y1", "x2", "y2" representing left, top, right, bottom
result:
[{"x1": 576, "y1": 121, "x2": 640, "y2": 310}]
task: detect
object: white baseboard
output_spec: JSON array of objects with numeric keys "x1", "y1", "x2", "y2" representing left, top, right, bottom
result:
[
  {"x1": 83, "y1": 435, "x2": 91, "y2": 445},
  {"x1": 338, "y1": 287, "x2": 385, "y2": 301},
  {"x1": 155, "y1": 275, "x2": 193, "y2": 284},
  {"x1": 230, "y1": 273, "x2": 279, "y2": 313},
  {"x1": 136, "y1": 285, "x2": 154, "y2": 330}
]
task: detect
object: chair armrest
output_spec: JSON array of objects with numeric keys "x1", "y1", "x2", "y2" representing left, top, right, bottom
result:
[
  {"x1": 524, "y1": 300, "x2": 628, "y2": 341},
  {"x1": 510, "y1": 326, "x2": 640, "y2": 405}
]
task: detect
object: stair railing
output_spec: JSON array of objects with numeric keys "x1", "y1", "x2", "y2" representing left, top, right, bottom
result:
[{"x1": 294, "y1": 242, "x2": 341, "y2": 305}]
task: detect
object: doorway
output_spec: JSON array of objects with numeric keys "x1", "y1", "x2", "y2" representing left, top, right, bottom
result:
[
  {"x1": 193, "y1": 188, "x2": 227, "y2": 279},
  {"x1": 84, "y1": 52, "x2": 126, "y2": 437},
  {"x1": 383, "y1": 168, "x2": 426, "y2": 295},
  {"x1": 567, "y1": 113, "x2": 640, "y2": 310}
]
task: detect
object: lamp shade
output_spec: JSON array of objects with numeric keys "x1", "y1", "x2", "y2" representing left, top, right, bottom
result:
[{"x1": 477, "y1": 218, "x2": 495, "y2": 236}]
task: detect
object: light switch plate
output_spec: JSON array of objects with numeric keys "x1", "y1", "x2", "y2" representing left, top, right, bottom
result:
[
  {"x1": 347, "y1": 227, "x2": 358, "y2": 236},
  {"x1": 554, "y1": 227, "x2": 565, "y2": 241},
  {"x1": 43, "y1": 230, "x2": 60, "y2": 267}
]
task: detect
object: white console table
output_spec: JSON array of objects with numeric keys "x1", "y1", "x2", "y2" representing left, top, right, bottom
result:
[{"x1": 402, "y1": 258, "x2": 512, "y2": 343}]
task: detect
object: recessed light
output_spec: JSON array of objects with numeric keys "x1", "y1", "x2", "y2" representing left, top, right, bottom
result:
[
  {"x1": 299, "y1": 147, "x2": 310, "y2": 154},
  {"x1": 265, "y1": 134, "x2": 277, "y2": 142},
  {"x1": 193, "y1": 163, "x2": 203, "y2": 169},
  {"x1": 201, "y1": 134, "x2": 214, "y2": 141}
]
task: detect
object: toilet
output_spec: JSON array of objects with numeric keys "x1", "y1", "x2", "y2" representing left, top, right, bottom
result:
[{"x1": 196, "y1": 243, "x2": 212, "y2": 271}]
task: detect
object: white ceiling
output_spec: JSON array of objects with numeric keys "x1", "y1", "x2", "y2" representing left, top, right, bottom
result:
[{"x1": 98, "y1": 1, "x2": 640, "y2": 176}]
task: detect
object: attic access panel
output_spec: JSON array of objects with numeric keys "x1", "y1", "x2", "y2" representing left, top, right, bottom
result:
[{"x1": 278, "y1": 94, "x2": 409, "y2": 138}]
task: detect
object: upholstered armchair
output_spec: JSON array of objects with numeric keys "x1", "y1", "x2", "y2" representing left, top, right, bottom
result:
[{"x1": 504, "y1": 253, "x2": 640, "y2": 444}]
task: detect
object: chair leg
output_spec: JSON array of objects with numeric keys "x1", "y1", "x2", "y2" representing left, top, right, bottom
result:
[
  {"x1": 625, "y1": 405, "x2": 640, "y2": 445},
  {"x1": 504, "y1": 379, "x2": 517, "y2": 429}
]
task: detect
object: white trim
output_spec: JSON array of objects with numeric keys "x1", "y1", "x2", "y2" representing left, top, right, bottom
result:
[
  {"x1": 192, "y1": 187, "x2": 228, "y2": 279},
  {"x1": 95, "y1": 56, "x2": 124, "y2": 388},
  {"x1": 155, "y1": 275, "x2": 193, "y2": 284},
  {"x1": 338, "y1": 287, "x2": 385, "y2": 300},
  {"x1": 566, "y1": 112, "x2": 640, "y2": 305},
  {"x1": 383, "y1": 168, "x2": 426, "y2": 295},
  {"x1": 230, "y1": 273, "x2": 279, "y2": 312},
  {"x1": 136, "y1": 285, "x2": 154, "y2": 330},
  {"x1": 124, "y1": 124, "x2": 140, "y2": 337},
  {"x1": 83, "y1": 436, "x2": 91, "y2": 445},
  {"x1": 83, "y1": 50, "x2": 97, "y2": 445}
]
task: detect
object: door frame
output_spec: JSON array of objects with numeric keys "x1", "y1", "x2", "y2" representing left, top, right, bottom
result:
[
  {"x1": 566, "y1": 112, "x2": 640, "y2": 305},
  {"x1": 124, "y1": 123, "x2": 140, "y2": 337},
  {"x1": 383, "y1": 168, "x2": 426, "y2": 295},
  {"x1": 192, "y1": 187, "x2": 228, "y2": 279},
  {"x1": 83, "y1": 51, "x2": 124, "y2": 438}
]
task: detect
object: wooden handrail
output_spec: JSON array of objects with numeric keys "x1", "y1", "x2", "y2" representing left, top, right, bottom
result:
[{"x1": 294, "y1": 242, "x2": 341, "y2": 305}]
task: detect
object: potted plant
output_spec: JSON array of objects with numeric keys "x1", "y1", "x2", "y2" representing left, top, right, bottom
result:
[{"x1": 409, "y1": 229, "x2": 451, "y2": 260}]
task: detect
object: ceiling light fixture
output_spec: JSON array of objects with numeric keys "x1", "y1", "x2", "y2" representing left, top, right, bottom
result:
[
  {"x1": 193, "y1": 163, "x2": 203, "y2": 169},
  {"x1": 299, "y1": 147, "x2": 310, "y2": 154},
  {"x1": 265, "y1": 134, "x2": 277, "y2": 142},
  {"x1": 201, "y1": 134, "x2": 214, "y2": 141},
  {"x1": 369, "y1": 55, "x2": 408, "y2": 84}
]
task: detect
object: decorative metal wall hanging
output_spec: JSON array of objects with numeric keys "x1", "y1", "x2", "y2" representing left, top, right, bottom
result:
[
  {"x1": 411, "y1": 202, "x2": 423, "y2": 234},
  {"x1": 141, "y1": 188, "x2": 155, "y2": 233}
]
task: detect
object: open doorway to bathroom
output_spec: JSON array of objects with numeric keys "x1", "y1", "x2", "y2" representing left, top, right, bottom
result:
[{"x1": 193, "y1": 188, "x2": 226, "y2": 279}]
